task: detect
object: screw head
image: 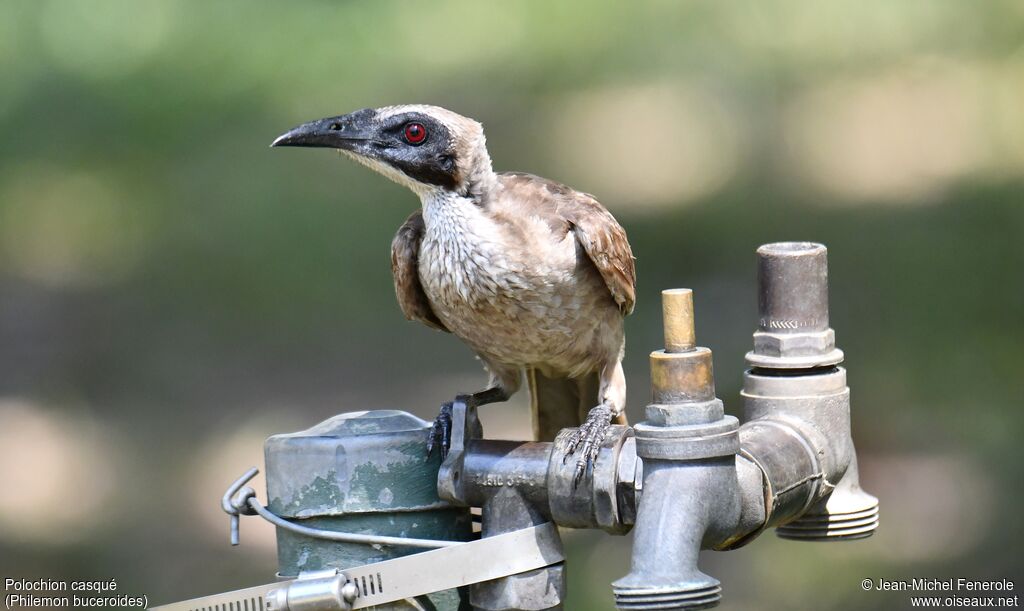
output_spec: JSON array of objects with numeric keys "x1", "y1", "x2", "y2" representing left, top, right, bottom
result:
[{"x1": 341, "y1": 582, "x2": 359, "y2": 603}]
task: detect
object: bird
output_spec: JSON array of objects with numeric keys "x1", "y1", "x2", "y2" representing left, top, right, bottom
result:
[{"x1": 272, "y1": 105, "x2": 635, "y2": 482}]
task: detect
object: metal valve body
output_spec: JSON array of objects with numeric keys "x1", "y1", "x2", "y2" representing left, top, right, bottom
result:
[
  {"x1": 612, "y1": 242, "x2": 878, "y2": 610},
  {"x1": 236, "y1": 240, "x2": 877, "y2": 611}
]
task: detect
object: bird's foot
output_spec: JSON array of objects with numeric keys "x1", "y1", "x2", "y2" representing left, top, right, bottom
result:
[
  {"x1": 426, "y1": 401, "x2": 454, "y2": 461},
  {"x1": 563, "y1": 404, "x2": 614, "y2": 487}
]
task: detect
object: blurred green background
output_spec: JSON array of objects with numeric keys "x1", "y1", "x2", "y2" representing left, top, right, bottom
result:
[{"x1": 1, "y1": 1, "x2": 1022, "y2": 609}]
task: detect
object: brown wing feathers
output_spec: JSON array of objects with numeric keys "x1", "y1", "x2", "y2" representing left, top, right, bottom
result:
[
  {"x1": 391, "y1": 210, "x2": 449, "y2": 332},
  {"x1": 564, "y1": 199, "x2": 636, "y2": 316},
  {"x1": 499, "y1": 172, "x2": 636, "y2": 316}
]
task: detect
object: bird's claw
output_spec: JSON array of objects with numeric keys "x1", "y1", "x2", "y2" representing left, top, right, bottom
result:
[
  {"x1": 427, "y1": 402, "x2": 454, "y2": 461},
  {"x1": 563, "y1": 405, "x2": 614, "y2": 487}
]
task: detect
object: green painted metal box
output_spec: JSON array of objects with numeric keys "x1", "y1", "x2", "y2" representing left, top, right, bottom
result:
[{"x1": 265, "y1": 410, "x2": 473, "y2": 610}]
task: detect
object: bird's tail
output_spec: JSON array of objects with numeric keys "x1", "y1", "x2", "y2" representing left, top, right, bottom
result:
[{"x1": 527, "y1": 368, "x2": 627, "y2": 442}]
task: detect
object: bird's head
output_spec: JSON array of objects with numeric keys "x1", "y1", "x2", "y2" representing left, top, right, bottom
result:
[{"x1": 272, "y1": 105, "x2": 493, "y2": 198}]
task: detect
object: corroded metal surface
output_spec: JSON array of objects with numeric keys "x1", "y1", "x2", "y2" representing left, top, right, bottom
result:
[
  {"x1": 265, "y1": 410, "x2": 473, "y2": 610},
  {"x1": 649, "y1": 348, "x2": 716, "y2": 405},
  {"x1": 266, "y1": 411, "x2": 448, "y2": 517}
]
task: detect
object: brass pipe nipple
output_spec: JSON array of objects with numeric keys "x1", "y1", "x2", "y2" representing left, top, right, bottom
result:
[
  {"x1": 650, "y1": 289, "x2": 715, "y2": 405},
  {"x1": 643, "y1": 288, "x2": 731, "y2": 430},
  {"x1": 662, "y1": 289, "x2": 696, "y2": 353}
]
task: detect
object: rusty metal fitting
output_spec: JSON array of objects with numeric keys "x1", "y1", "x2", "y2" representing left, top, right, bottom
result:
[{"x1": 649, "y1": 349, "x2": 716, "y2": 406}]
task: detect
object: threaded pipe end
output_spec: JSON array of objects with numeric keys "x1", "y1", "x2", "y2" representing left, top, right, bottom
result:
[
  {"x1": 614, "y1": 583, "x2": 722, "y2": 610},
  {"x1": 776, "y1": 497, "x2": 879, "y2": 541}
]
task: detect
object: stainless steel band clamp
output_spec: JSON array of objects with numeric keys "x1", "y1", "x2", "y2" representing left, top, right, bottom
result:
[
  {"x1": 152, "y1": 470, "x2": 564, "y2": 611},
  {"x1": 151, "y1": 522, "x2": 563, "y2": 611}
]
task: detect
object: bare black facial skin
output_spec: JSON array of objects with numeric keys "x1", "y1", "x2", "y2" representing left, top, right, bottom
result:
[{"x1": 273, "y1": 109, "x2": 459, "y2": 189}]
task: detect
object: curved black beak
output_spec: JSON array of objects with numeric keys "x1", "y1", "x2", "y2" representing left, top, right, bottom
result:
[{"x1": 271, "y1": 109, "x2": 377, "y2": 150}]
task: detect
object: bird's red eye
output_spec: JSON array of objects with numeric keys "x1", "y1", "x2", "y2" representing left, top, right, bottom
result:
[{"x1": 404, "y1": 122, "x2": 427, "y2": 144}]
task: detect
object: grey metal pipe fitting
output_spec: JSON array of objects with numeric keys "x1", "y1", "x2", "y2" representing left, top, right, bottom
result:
[
  {"x1": 472, "y1": 486, "x2": 565, "y2": 611},
  {"x1": 440, "y1": 414, "x2": 639, "y2": 534},
  {"x1": 742, "y1": 367, "x2": 879, "y2": 540},
  {"x1": 741, "y1": 242, "x2": 878, "y2": 540},
  {"x1": 437, "y1": 400, "x2": 639, "y2": 611},
  {"x1": 613, "y1": 290, "x2": 746, "y2": 610},
  {"x1": 613, "y1": 243, "x2": 877, "y2": 609},
  {"x1": 746, "y1": 242, "x2": 843, "y2": 369}
]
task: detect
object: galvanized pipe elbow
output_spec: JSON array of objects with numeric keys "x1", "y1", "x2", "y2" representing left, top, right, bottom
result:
[{"x1": 741, "y1": 242, "x2": 879, "y2": 540}]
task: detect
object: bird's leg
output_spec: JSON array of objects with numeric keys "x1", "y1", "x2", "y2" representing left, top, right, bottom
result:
[
  {"x1": 563, "y1": 403, "x2": 616, "y2": 486},
  {"x1": 427, "y1": 386, "x2": 510, "y2": 460},
  {"x1": 563, "y1": 361, "x2": 626, "y2": 486}
]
